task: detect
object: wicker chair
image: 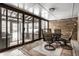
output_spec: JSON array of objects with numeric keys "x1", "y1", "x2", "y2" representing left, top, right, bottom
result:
[
  {"x1": 42, "y1": 29, "x2": 55, "y2": 51},
  {"x1": 54, "y1": 29, "x2": 72, "y2": 50}
]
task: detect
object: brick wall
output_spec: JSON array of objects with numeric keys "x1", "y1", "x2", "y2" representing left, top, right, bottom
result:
[{"x1": 49, "y1": 17, "x2": 77, "y2": 40}]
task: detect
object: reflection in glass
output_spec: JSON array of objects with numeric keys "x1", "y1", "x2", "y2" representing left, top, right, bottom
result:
[
  {"x1": 24, "y1": 16, "x2": 32, "y2": 42},
  {"x1": 34, "y1": 18, "x2": 39, "y2": 40},
  {"x1": 0, "y1": 8, "x2": 6, "y2": 49}
]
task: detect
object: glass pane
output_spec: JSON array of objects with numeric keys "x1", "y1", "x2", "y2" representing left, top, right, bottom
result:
[
  {"x1": 41, "y1": 20, "x2": 48, "y2": 37},
  {"x1": 1, "y1": 8, "x2": 6, "y2": 15},
  {"x1": 0, "y1": 8, "x2": 6, "y2": 49},
  {"x1": 41, "y1": 20, "x2": 45, "y2": 29},
  {"x1": 34, "y1": 7, "x2": 40, "y2": 16},
  {"x1": 9, "y1": 10, "x2": 17, "y2": 18},
  {"x1": 28, "y1": 21, "x2": 32, "y2": 40},
  {"x1": 12, "y1": 12, "x2": 17, "y2": 17},
  {"x1": 18, "y1": 3, "x2": 24, "y2": 9},
  {"x1": 8, "y1": 17, "x2": 18, "y2": 47},
  {"x1": 17, "y1": 13, "x2": 23, "y2": 44},
  {"x1": 8, "y1": 10, "x2": 12, "y2": 16},
  {"x1": 8, "y1": 12, "x2": 23, "y2": 46},
  {"x1": 34, "y1": 18, "x2": 39, "y2": 40},
  {"x1": 28, "y1": 8, "x2": 34, "y2": 13}
]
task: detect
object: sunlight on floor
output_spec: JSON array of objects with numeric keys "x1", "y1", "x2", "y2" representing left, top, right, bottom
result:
[{"x1": 0, "y1": 48, "x2": 27, "y2": 56}]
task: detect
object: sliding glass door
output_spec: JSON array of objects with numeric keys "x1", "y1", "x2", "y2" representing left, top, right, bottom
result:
[
  {"x1": 0, "y1": 4, "x2": 49, "y2": 51},
  {"x1": 24, "y1": 18, "x2": 48, "y2": 41},
  {"x1": 7, "y1": 10, "x2": 18, "y2": 47},
  {"x1": 24, "y1": 15, "x2": 33, "y2": 42},
  {"x1": 7, "y1": 10, "x2": 23, "y2": 47}
]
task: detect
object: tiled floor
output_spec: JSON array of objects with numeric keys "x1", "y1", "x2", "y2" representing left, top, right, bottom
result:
[
  {"x1": 0, "y1": 40, "x2": 73, "y2": 56},
  {"x1": 71, "y1": 40, "x2": 79, "y2": 56},
  {"x1": 0, "y1": 48, "x2": 26, "y2": 56},
  {"x1": 19, "y1": 40, "x2": 73, "y2": 56}
]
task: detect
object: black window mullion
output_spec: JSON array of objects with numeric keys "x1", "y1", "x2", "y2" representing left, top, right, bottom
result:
[
  {"x1": 32, "y1": 17, "x2": 34, "y2": 41},
  {"x1": 26, "y1": 19, "x2": 29, "y2": 39},
  {"x1": 0, "y1": 7, "x2": 2, "y2": 41},
  {"x1": 39, "y1": 19, "x2": 41, "y2": 39},
  {"x1": 22, "y1": 13, "x2": 24, "y2": 44},
  {"x1": 17, "y1": 12, "x2": 19, "y2": 44},
  {"x1": 47, "y1": 21, "x2": 49, "y2": 29},
  {"x1": 6, "y1": 9, "x2": 8, "y2": 48}
]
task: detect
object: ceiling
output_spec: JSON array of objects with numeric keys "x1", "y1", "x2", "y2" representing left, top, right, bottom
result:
[
  {"x1": 40, "y1": 3, "x2": 79, "y2": 20},
  {"x1": 10, "y1": 3, "x2": 79, "y2": 20}
]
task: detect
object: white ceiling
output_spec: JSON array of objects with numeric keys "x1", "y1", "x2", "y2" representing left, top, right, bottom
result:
[
  {"x1": 10, "y1": 3, "x2": 79, "y2": 20},
  {"x1": 40, "y1": 3, "x2": 79, "y2": 20}
]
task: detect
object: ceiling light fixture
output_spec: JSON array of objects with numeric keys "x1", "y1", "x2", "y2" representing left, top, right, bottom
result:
[{"x1": 49, "y1": 8, "x2": 55, "y2": 12}]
